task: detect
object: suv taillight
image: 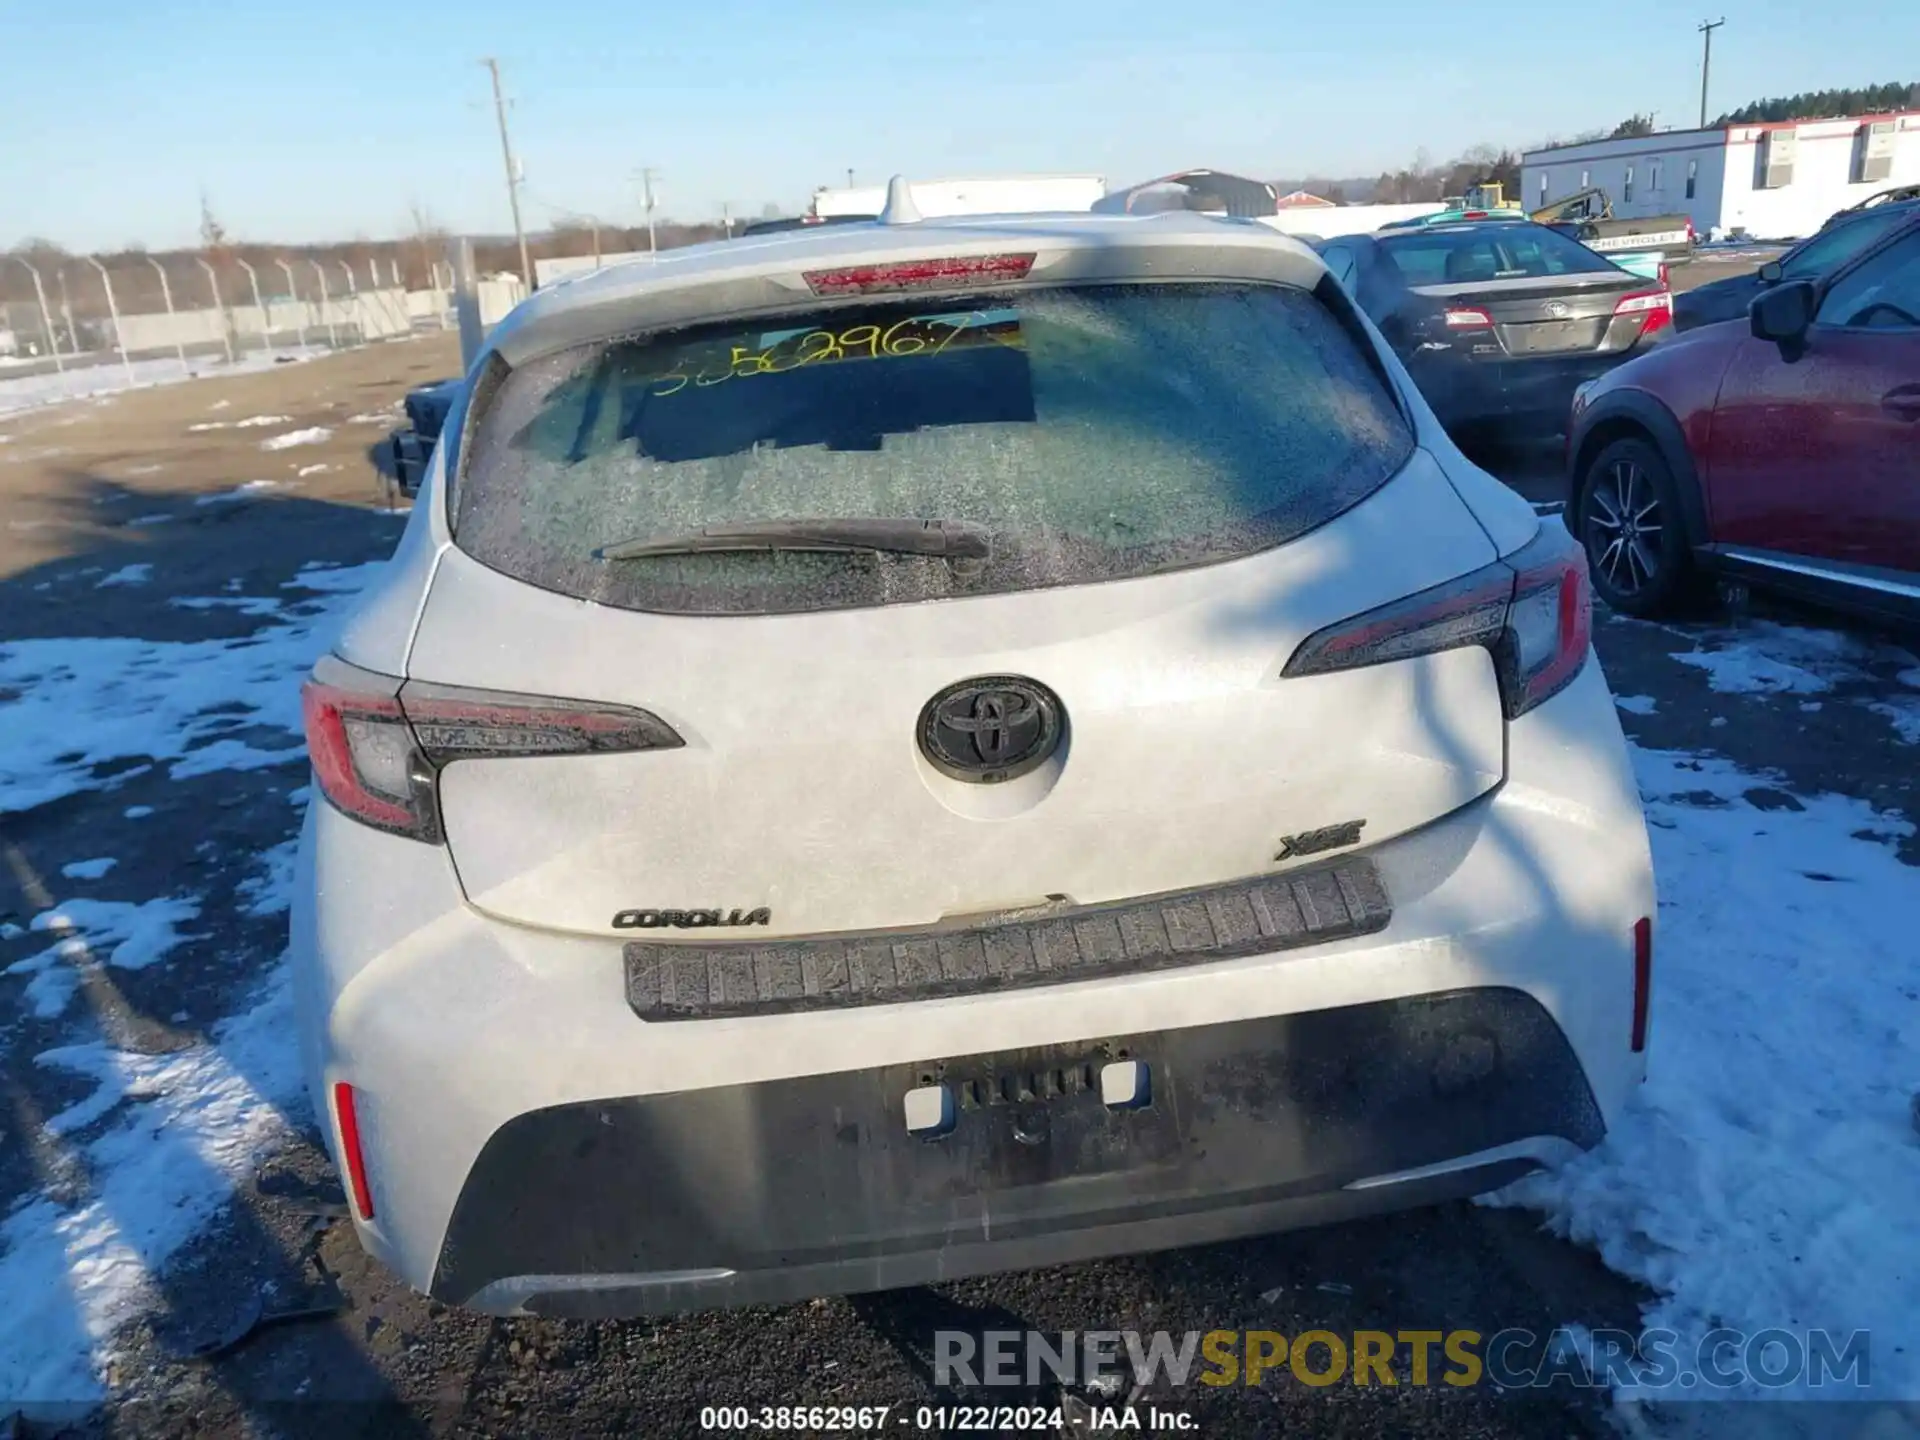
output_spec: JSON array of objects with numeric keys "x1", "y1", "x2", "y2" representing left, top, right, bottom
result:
[
  {"x1": 299, "y1": 655, "x2": 684, "y2": 843},
  {"x1": 1283, "y1": 524, "x2": 1592, "y2": 720}
]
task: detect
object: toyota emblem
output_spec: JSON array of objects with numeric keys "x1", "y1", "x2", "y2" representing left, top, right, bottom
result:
[
  {"x1": 918, "y1": 676, "x2": 1064, "y2": 784},
  {"x1": 1546, "y1": 301, "x2": 1570, "y2": 318}
]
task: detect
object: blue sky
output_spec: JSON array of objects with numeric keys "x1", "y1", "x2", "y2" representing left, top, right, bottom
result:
[{"x1": 5, "y1": 0, "x2": 1915, "y2": 252}]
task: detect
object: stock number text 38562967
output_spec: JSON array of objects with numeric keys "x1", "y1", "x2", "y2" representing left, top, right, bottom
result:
[{"x1": 645, "y1": 312, "x2": 1019, "y2": 398}]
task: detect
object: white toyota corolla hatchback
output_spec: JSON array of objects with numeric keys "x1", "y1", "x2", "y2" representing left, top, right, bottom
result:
[{"x1": 293, "y1": 189, "x2": 1655, "y2": 1320}]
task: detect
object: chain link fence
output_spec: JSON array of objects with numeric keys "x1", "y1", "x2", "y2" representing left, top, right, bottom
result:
[{"x1": 0, "y1": 248, "x2": 471, "y2": 381}]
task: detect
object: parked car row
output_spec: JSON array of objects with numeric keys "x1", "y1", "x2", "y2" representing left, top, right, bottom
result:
[{"x1": 1312, "y1": 196, "x2": 1919, "y2": 630}]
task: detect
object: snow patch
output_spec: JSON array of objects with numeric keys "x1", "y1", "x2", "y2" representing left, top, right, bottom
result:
[
  {"x1": 0, "y1": 965, "x2": 304, "y2": 1402},
  {"x1": 193, "y1": 480, "x2": 278, "y2": 505},
  {"x1": 0, "y1": 562, "x2": 384, "y2": 814},
  {"x1": 1613, "y1": 694, "x2": 1657, "y2": 716},
  {"x1": 259, "y1": 426, "x2": 331, "y2": 451},
  {"x1": 237, "y1": 838, "x2": 300, "y2": 917},
  {"x1": 1670, "y1": 622, "x2": 1910, "y2": 697},
  {"x1": 8, "y1": 896, "x2": 202, "y2": 1018},
  {"x1": 294, "y1": 463, "x2": 332, "y2": 477},
  {"x1": 0, "y1": 353, "x2": 320, "y2": 420},
  {"x1": 1489, "y1": 744, "x2": 1920, "y2": 1404},
  {"x1": 1866, "y1": 697, "x2": 1920, "y2": 745},
  {"x1": 93, "y1": 565, "x2": 151, "y2": 590},
  {"x1": 59, "y1": 858, "x2": 117, "y2": 881},
  {"x1": 168, "y1": 595, "x2": 284, "y2": 618}
]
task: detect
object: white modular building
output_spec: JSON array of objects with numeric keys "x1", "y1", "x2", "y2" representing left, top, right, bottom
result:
[{"x1": 1522, "y1": 110, "x2": 1920, "y2": 241}]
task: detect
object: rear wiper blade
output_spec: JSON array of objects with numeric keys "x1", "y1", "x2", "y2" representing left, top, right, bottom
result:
[{"x1": 596, "y1": 517, "x2": 991, "y2": 562}]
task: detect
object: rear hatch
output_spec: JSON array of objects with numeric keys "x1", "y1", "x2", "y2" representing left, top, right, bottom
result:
[
  {"x1": 407, "y1": 275, "x2": 1513, "y2": 938},
  {"x1": 1382, "y1": 225, "x2": 1662, "y2": 357}
]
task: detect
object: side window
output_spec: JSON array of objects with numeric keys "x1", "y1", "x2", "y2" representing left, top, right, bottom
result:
[
  {"x1": 1623, "y1": 166, "x2": 1635, "y2": 204},
  {"x1": 1686, "y1": 160, "x2": 1698, "y2": 200},
  {"x1": 1816, "y1": 231, "x2": 1920, "y2": 330},
  {"x1": 1538, "y1": 173, "x2": 1550, "y2": 206},
  {"x1": 1320, "y1": 244, "x2": 1358, "y2": 289},
  {"x1": 1783, "y1": 208, "x2": 1909, "y2": 280}
]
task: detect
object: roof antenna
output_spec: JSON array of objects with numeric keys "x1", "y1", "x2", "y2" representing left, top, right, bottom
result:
[{"x1": 879, "y1": 174, "x2": 922, "y2": 225}]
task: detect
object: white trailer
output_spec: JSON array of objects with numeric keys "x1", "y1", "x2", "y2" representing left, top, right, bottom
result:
[{"x1": 811, "y1": 174, "x2": 1107, "y2": 220}]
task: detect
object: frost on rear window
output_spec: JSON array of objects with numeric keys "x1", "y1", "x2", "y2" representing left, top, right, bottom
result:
[{"x1": 454, "y1": 283, "x2": 1413, "y2": 615}]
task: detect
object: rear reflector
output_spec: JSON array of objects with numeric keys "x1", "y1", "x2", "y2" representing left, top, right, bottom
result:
[
  {"x1": 802, "y1": 253, "x2": 1035, "y2": 296},
  {"x1": 1631, "y1": 917, "x2": 1653, "y2": 1054},
  {"x1": 333, "y1": 1082, "x2": 375, "y2": 1221},
  {"x1": 1283, "y1": 522, "x2": 1592, "y2": 720},
  {"x1": 300, "y1": 655, "x2": 683, "y2": 844},
  {"x1": 1443, "y1": 306, "x2": 1495, "y2": 329}
]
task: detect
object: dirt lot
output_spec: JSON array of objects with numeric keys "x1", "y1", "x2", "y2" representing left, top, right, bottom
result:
[
  {"x1": 0, "y1": 336, "x2": 459, "y2": 585},
  {"x1": 2, "y1": 321, "x2": 1913, "y2": 1440}
]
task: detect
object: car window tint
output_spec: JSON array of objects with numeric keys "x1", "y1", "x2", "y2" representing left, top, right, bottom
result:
[
  {"x1": 1816, "y1": 230, "x2": 1920, "y2": 330},
  {"x1": 455, "y1": 283, "x2": 1415, "y2": 616},
  {"x1": 1783, "y1": 209, "x2": 1910, "y2": 279},
  {"x1": 1320, "y1": 245, "x2": 1357, "y2": 287}
]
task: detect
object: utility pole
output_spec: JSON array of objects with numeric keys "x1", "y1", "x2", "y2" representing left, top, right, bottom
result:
[
  {"x1": 846, "y1": 168, "x2": 855, "y2": 188},
  {"x1": 1698, "y1": 19, "x2": 1725, "y2": 129},
  {"x1": 639, "y1": 167, "x2": 659, "y2": 257},
  {"x1": 483, "y1": 58, "x2": 534, "y2": 289}
]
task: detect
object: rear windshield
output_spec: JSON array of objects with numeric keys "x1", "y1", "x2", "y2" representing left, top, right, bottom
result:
[
  {"x1": 1378, "y1": 226, "x2": 1620, "y2": 286},
  {"x1": 454, "y1": 282, "x2": 1413, "y2": 616}
]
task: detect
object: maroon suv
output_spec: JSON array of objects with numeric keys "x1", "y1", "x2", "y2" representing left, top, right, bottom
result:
[{"x1": 1565, "y1": 214, "x2": 1920, "y2": 625}]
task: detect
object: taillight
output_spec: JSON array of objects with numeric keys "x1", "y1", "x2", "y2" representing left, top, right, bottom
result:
[
  {"x1": 299, "y1": 655, "x2": 684, "y2": 843},
  {"x1": 1283, "y1": 523, "x2": 1592, "y2": 720},
  {"x1": 1631, "y1": 917, "x2": 1653, "y2": 1054},
  {"x1": 802, "y1": 253, "x2": 1035, "y2": 296},
  {"x1": 300, "y1": 660, "x2": 437, "y2": 841},
  {"x1": 1443, "y1": 306, "x2": 1495, "y2": 330},
  {"x1": 1613, "y1": 287, "x2": 1673, "y2": 339},
  {"x1": 1657, "y1": 262, "x2": 1670, "y2": 288},
  {"x1": 1504, "y1": 530, "x2": 1594, "y2": 715}
]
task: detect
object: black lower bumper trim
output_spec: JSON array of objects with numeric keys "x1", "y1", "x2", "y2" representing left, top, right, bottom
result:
[
  {"x1": 430, "y1": 988, "x2": 1604, "y2": 1316},
  {"x1": 624, "y1": 857, "x2": 1391, "y2": 1020}
]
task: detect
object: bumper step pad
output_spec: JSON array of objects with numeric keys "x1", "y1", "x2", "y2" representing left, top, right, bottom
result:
[{"x1": 625, "y1": 857, "x2": 1392, "y2": 1020}]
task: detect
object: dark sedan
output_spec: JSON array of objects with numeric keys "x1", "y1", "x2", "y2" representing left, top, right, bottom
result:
[
  {"x1": 1315, "y1": 222, "x2": 1672, "y2": 435},
  {"x1": 1674, "y1": 197, "x2": 1920, "y2": 332}
]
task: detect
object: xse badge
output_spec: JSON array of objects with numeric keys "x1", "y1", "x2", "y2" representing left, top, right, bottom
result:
[
  {"x1": 1274, "y1": 819, "x2": 1366, "y2": 862},
  {"x1": 612, "y1": 907, "x2": 772, "y2": 930}
]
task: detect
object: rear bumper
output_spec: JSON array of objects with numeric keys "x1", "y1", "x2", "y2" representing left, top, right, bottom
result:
[
  {"x1": 291, "y1": 659, "x2": 1655, "y2": 1317},
  {"x1": 1412, "y1": 350, "x2": 1639, "y2": 429},
  {"x1": 432, "y1": 989, "x2": 1600, "y2": 1317}
]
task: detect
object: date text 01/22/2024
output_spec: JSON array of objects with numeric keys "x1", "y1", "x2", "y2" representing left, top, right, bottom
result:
[{"x1": 698, "y1": 1405, "x2": 1198, "y2": 1432}]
